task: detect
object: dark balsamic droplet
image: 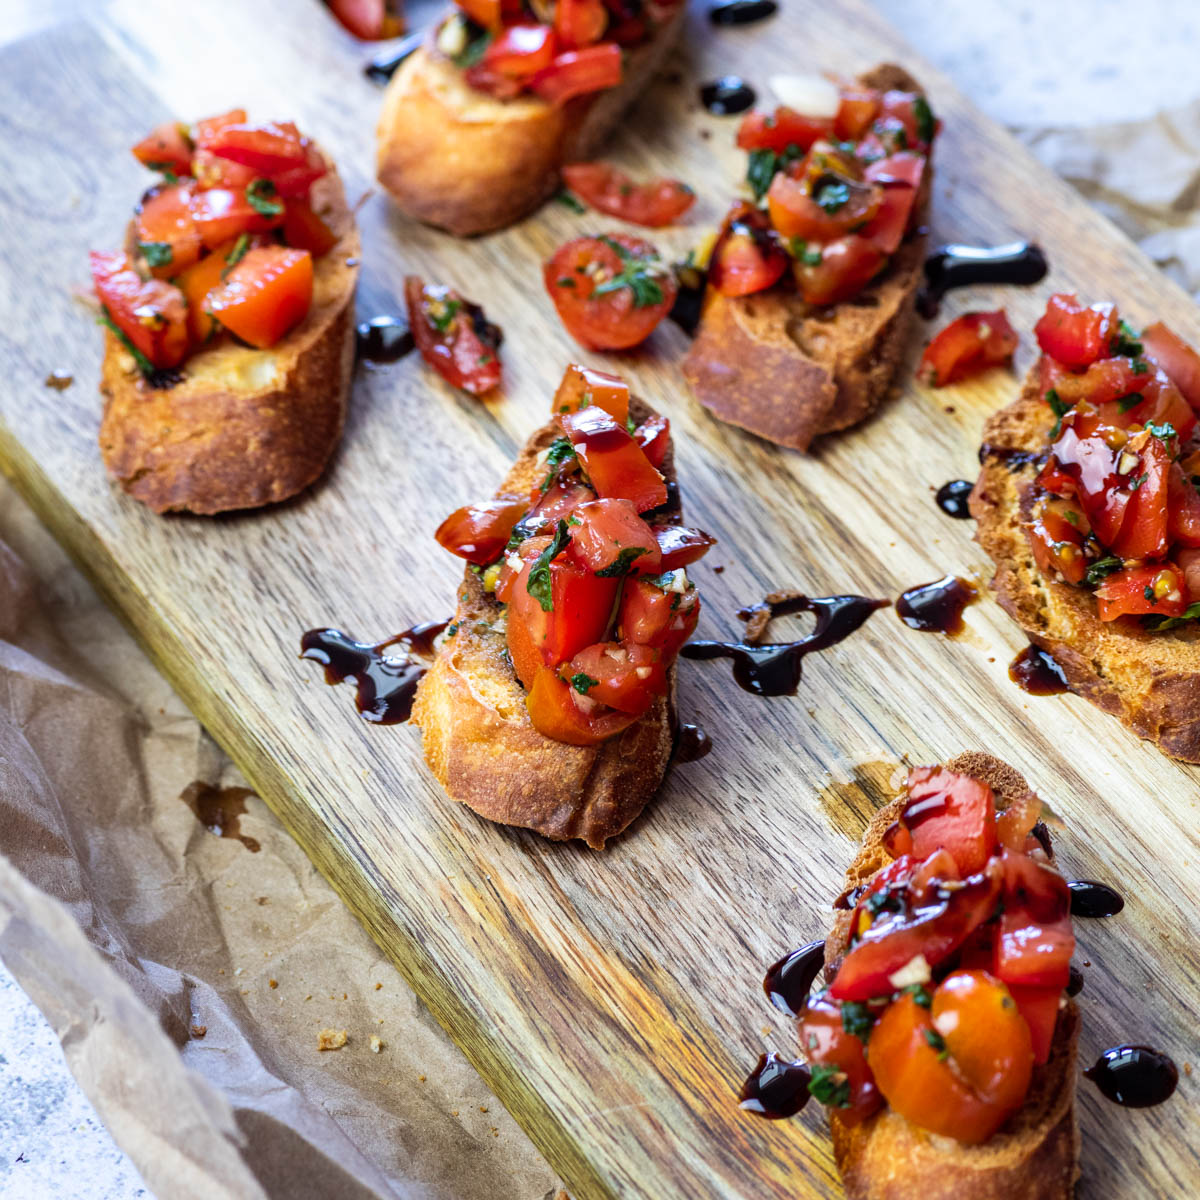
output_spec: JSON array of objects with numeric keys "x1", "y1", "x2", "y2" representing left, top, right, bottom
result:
[
  {"x1": 364, "y1": 31, "x2": 424, "y2": 83},
  {"x1": 676, "y1": 722, "x2": 713, "y2": 762},
  {"x1": 739, "y1": 1052, "x2": 811, "y2": 1118},
  {"x1": 300, "y1": 621, "x2": 448, "y2": 724},
  {"x1": 356, "y1": 315, "x2": 415, "y2": 364},
  {"x1": 709, "y1": 0, "x2": 778, "y2": 25},
  {"x1": 668, "y1": 277, "x2": 707, "y2": 337},
  {"x1": 700, "y1": 76, "x2": 757, "y2": 115},
  {"x1": 936, "y1": 479, "x2": 974, "y2": 519},
  {"x1": 763, "y1": 940, "x2": 825, "y2": 1018},
  {"x1": 1009, "y1": 644, "x2": 1070, "y2": 695},
  {"x1": 681, "y1": 594, "x2": 887, "y2": 695},
  {"x1": 978, "y1": 443, "x2": 1044, "y2": 471},
  {"x1": 895, "y1": 576, "x2": 978, "y2": 635},
  {"x1": 1067, "y1": 963, "x2": 1085, "y2": 996},
  {"x1": 1084, "y1": 1046, "x2": 1178, "y2": 1108},
  {"x1": 44, "y1": 371, "x2": 74, "y2": 391},
  {"x1": 1067, "y1": 879, "x2": 1125, "y2": 918},
  {"x1": 917, "y1": 241, "x2": 1048, "y2": 318}
]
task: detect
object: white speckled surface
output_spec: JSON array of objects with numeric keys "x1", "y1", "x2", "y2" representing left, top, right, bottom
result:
[{"x1": 1, "y1": 3, "x2": 1197, "y2": 1198}]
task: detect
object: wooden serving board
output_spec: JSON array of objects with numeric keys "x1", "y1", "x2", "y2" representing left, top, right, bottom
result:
[{"x1": 1, "y1": 1, "x2": 1197, "y2": 1195}]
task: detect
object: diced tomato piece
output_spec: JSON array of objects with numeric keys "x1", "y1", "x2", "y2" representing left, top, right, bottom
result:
[
  {"x1": 567, "y1": 498, "x2": 660, "y2": 576},
  {"x1": 456, "y1": 0, "x2": 502, "y2": 31},
  {"x1": 554, "y1": 0, "x2": 608, "y2": 47},
  {"x1": 917, "y1": 310, "x2": 1018, "y2": 387},
  {"x1": 562, "y1": 641, "x2": 665, "y2": 714},
  {"x1": 482, "y1": 24, "x2": 557, "y2": 79},
  {"x1": 405, "y1": 276, "x2": 503, "y2": 395},
  {"x1": 190, "y1": 186, "x2": 283, "y2": 249},
  {"x1": 561, "y1": 407, "x2": 666, "y2": 511},
  {"x1": 327, "y1": 0, "x2": 403, "y2": 39},
  {"x1": 1142, "y1": 321, "x2": 1200, "y2": 414},
  {"x1": 799, "y1": 993, "x2": 883, "y2": 1125},
  {"x1": 859, "y1": 184, "x2": 917, "y2": 255},
  {"x1": 175, "y1": 240, "x2": 244, "y2": 346},
  {"x1": 992, "y1": 851, "x2": 1074, "y2": 991},
  {"x1": 995, "y1": 791, "x2": 1043, "y2": 855},
  {"x1": 1007, "y1": 985, "x2": 1062, "y2": 1065},
  {"x1": 878, "y1": 90, "x2": 936, "y2": 150},
  {"x1": 526, "y1": 476, "x2": 596, "y2": 529},
  {"x1": 619, "y1": 575, "x2": 701, "y2": 656},
  {"x1": 737, "y1": 106, "x2": 833, "y2": 153},
  {"x1": 1027, "y1": 499, "x2": 1088, "y2": 585},
  {"x1": 1095, "y1": 563, "x2": 1187, "y2": 621},
  {"x1": 136, "y1": 182, "x2": 203, "y2": 278},
  {"x1": 766, "y1": 167, "x2": 882, "y2": 243},
  {"x1": 530, "y1": 43, "x2": 622, "y2": 105},
  {"x1": 863, "y1": 151, "x2": 925, "y2": 188},
  {"x1": 282, "y1": 198, "x2": 337, "y2": 256},
  {"x1": 525, "y1": 667, "x2": 638, "y2": 745},
  {"x1": 1044, "y1": 411, "x2": 1131, "y2": 548},
  {"x1": 207, "y1": 246, "x2": 313, "y2": 349},
  {"x1": 436, "y1": 497, "x2": 527, "y2": 563},
  {"x1": 1034, "y1": 293, "x2": 1117, "y2": 370},
  {"x1": 653, "y1": 525, "x2": 715, "y2": 571},
  {"x1": 634, "y1": 415, "x2": 669, "y2": 469},
  {"x1": 132, "y1": 121, "x2": 193, "y2": 176},
  {"x1": 708, "y1": 202, "x2": 788, "y2": 297},
  {"x1": 552, "y1": 363, "x2": 630, "y2": 423},
  {"x1": 834, "y1": 89, "x2": 882, "y2": 141},
  {"x1": 192, "y1": 147, "x2": 258, "y2": 190},
  {"x1": 544, "y1": 233, "x2": 676, "y2": 350},
  {"x1": 203, "y1": 120, "x2": 306, "y2": 174},
  {"x1": 1113, "y1": 432, "x2": 1171, "y2": 560},
  {"x1": 90, "y1": 250, "x2": 189, "y2": 370},
  {"x1": 1169, "y1": 463, "x2": 1200, "y2": 548},
  {"x1": 793, "y1": 235, "x2": 886, "y2": 306},
  {"x1": 562, "y1": 162, "x2": 694, "y2": 227},
  {"x1": 1178, "y1": 547, "x2": 1200, "y2": 603},
  {"x1": 191, "y1": 109, "x2": 248, "y2": 149},
  {"x1": 901, "y1": 767, "x2": 996, "y2": 875}
]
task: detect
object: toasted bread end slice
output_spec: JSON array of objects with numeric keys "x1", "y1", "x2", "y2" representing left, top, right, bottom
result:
[
  {"x1": 98, "y1": 165, "x2": 360, "y2": 515},
  {"x1": 682, "y1": 64, "x2": 930, "y2": 452},
  {"x1": 971, "y1": 370, "x2": 1200, "y2": 762},
  {"x1": 375, "y1": 7, "x2": 685, "y2": 236},
  {"x1": 824, "y1": 752, "x2": 1080, "y2": 1200},
  {"x1": 411, "y1": 396, "x2": 678, "y2": 848}
]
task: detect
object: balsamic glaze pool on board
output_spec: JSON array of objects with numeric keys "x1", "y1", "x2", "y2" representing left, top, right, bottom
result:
[
  {"x1": 935, "y1": 479, "x2": 974, "y2": 518},
  {"x1": 700, "y1": 77, "x2": 757, "y2": 115},
  {"x1": 364, "y1": 31, "x2": 423, "y2": 82},
  {"x1": 738, "y1": 1052, "x2": 811, "y2": 1118},
  {"x1": 1009, "y1": 644, "x2": 1071, "y2": 695},
  {"x1": 763, "y1": 940, "x2": 824, "y2": 1018},
  {"x1": 895, "y1": 576, "x2": 978, "y2": 635},
  {"x1": 1084, "y1": 1045, "x2": 1178, "y2": 1108},
  {"x1": 917, "y1": 241, "x2": 1049, "y2": 318},
  {"x1": 1067, "y1": 879, "x2": 1125, "y2": 918},
  {"x1": 357, "y1": 315, "x2": 415, "y2": 363},
  {"x1": 709, "y1": 0, "x2": 778, "y2": 24}
]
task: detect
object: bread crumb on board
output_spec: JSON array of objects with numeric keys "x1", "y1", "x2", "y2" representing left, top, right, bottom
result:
[
  {"x1": 317, "y1": 1028, "x2": 348, "y2": 1051},
  {"x1": 370, "y1": 1036, "x2": 384, "y2": 1053}
]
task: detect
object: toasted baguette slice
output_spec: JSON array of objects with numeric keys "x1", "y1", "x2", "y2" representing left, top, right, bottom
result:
[
  {"x1": 682, "y1": 64, "x2": 930, "y2": 452},
  {"x1": 375, "y1": 6, "x2": 685, "y2": 236},
  {"x1": 411, "y1": 396, "x2": 677, "y2": 848},
  {"x1": 971, "y1": 370, "x2": 1200, "y2": 761},
  {"x1": 823, "y1": 752, "x2": 1080, "y2": 1200},
  {"x1": 98, "y1": 165, "x2": 360, "y2": 515}
]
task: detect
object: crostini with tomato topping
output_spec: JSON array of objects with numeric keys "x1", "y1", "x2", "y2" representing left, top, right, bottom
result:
[
  {"x1": 683, "y1": 64, "x2": 936, "y2": 451},
  {"x1": 801, "y1": 752, "x2": 1079, "y2": 1198},
  {"x1": 94, "y1": 110, "x2": 359, "y2": 514},
  {"x1": 972, "y1": 295, "x2": 1200, "y2": 760},
  {"x1": 411, "y1": 363, "x2": 713, "y2": 847},
  {"x1": 374, "y1": 0, "x2": 685, "y2": 236}
]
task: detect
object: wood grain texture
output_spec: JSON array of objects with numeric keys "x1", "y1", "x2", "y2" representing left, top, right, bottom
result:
[{"x1": 0, "y1": 2, "x2": 1196, "y2": 1197}]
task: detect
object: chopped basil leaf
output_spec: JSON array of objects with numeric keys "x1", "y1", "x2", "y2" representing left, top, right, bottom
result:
[
  {"x1": 246, "y1": 177, "x2": 284, "y2": 218},
  {"x1": 596, "y1": 546, "x2": 648, "y2": 577},
  {"x1": 598, "y1": 235, "x2": 633, "y2": 262},
  {"x1": 1145, "y1": 421, "x2": 1177, "y2": 443},
  {"x1": 1145, "y1": 601, "x2": 1200, "y2": 631},
  {"x1": 556, "y1": 276, "x2": 576, "y2": 288},
  {"x1": 526, "y1": 520, "x2": 569, "y2": 612},
  {"x1": 1143, "y1": 584, "x2": 1156, "y2": 602},
  {"x1": 815, "y1": 180, "x2": 851, "y2": 214},
  {"x1": 97, "y1": 309, "x2": 156, "y2": 378},
  {"x1": 1064, "y1": 510, "x2": 1079, "y2": 526},
  {"x1": 593, "y1": 261, "x2": 666, "y2": 309},
  {"x1": 746, "y1": 148, "x2": 778, "y2": 202},
  {"x1": 1110, "y1": 319, "x2": 1144, "y2": 359},
  {"x1": 1084, "y1": 555, "x2": 1122, "y2": 586},
  {"x1": 452, "y1": 20, "x2": 493, "y2": 67},
  {"x1": 840, "y1": 1002, "x2": 874, "y2": 1042},
  {"x1": 643, "y1": 570, "x2": 683, "y2": 591},
  {"x1": 1117, "y1": 392, "x2": 1145, "y2": 413},
  {"x1": 790, "y1": 237, "x2": 823, "y2": 267},
  {"x1": 221, "y1": 232, "x2": 250, "y2": 280},
  {"x1": 1131, "y1": 357, "x2": 1150, "y2": 376},
  {"x1": 807, "y1": 1062, "x2": 851, "y2": 1108},
  {"x1": 555, "y1": 188, "x2": 586, "y2": 213},
  {"x1": 904, "y1": 983, "x2": 932, "y2": 1008},
  {"x1": 570, "y1": 672, "x2": 599, "y2": 695},
  {"x1": 138, "y1": 241, "x2": 173, "y2": 267},
  {"x1": 923, "y1": 1027, "x2": 948, "y2": 1059},
  {"x1": 1129, "y1": 472, "x2": 1148, "y2": 492},
  {"x1": 429, "y1": 296, "x2": 462, "y2": 334},
  {"x1": 1045, "y1": 388, "x2": 1070, "y2": 438},
  {"x1": 912, "y1": 94, "x2": 936, "y2": 144}
]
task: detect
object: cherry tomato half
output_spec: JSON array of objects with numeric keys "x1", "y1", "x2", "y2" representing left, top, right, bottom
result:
[
  {"x1": 562, "y1": 162, "x2": 695, "y2": 227},
  {"x1": 918, "y1": 310, "x2": 1018, "y2": 387},
  {"x1": 405, "y1": 275, "x2": 503, "y2": 395}
]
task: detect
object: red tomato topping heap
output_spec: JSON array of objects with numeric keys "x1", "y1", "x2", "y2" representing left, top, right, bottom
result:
[
  {"x1": 434, "y1": 365, "x2": 714, "y2": 745},
  {"x1": 1023, "y1": 294, "x2": 1200, "y2": 627},
  {"x1": 709, "y1": 81, "x2": 937, "y2": 305},
  {"x1": 798, "y1": 766, "x2": 1074, "y2": 1143},
  {"x1": 544, "y1": 233, "x2": 677, "y2": 350},
  {"x1": 405, "y1": 276, "x2": 504, "y2": 395},
  {"x1": 94, "y1": 110, "x2": 338, "y2": 375},
  {"x1": 325, "y1": 0, "x2": 404, "y2": 40},
  {"x1": 562, "y1": 163, "x2": 695, "y2": 228},
  {"x1": 435, "y1": 0, "x2": 681, "y2": 103},
  {"x1": 917, "y1": 310, "x2": 1018, "y2": 387}
]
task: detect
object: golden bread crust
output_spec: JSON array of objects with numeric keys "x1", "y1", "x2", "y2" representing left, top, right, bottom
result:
[
  {"x1": 823, "y1": 753, "x2": 1080, "y2": 1200},
  {"x1": 970, "y1": 372, "x2": 1200, "y2": 761},
  {"x1": 374, "y1": 6, "x2": 685, "y2": 236},
  {"x1": 98, "y1": 165, "x2": 359, "y2": 515},
  {"x1": 410, "y1": 396, "x2": 677, "y2": 848},
  {"x1": 682, "y1": 64, "x2": 930, "y2": 452}
]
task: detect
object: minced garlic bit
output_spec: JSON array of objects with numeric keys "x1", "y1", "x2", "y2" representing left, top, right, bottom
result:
[
  {"x1": 317, "y1": 1028, "x2": 348, "y2": 1051},
  {"x1": 888, "y1": 953, "x2": 932, "y2": 990},
  {"x1": 664, "y1": 568, "x2": 689, "y2": 594},
  {"x1": 436, "y1": 15, "x2": 467, "y2": 57}
]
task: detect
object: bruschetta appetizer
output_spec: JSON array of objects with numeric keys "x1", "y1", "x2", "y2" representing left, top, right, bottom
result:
[
  {"x1": 375, "y1": 0, "x2": 686, "y2": 236},
  {"x1": 411, "y1": 363, "x2": 714, "y2": 847},
  {"x1": 795, "y1": 753, "x2": 1079, "y2": 1198},
  {"x1": 971, "y1": 294, "x2": 1200, "y2": 760},
  {"x1": 92, "y1": 110, "x2": 360, "y2": 514},
  {"x1": 683, "y1": 65, "x2": 937, "y2": 451}
]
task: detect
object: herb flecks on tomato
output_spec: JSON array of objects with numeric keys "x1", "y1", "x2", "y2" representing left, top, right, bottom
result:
[
  {"x1": 405, "y1": 275, "x2": 503, "y2": 395},
  {"x1": 562, "y1": 163, "x2": 695, "y2": 228},
  {"x1": 918, "y1": 310, "x2": 1017, "y2": 387}
]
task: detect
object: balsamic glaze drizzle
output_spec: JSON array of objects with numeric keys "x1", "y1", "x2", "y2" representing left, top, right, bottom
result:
[
  {"x1": 917, "y1": 241, "x2": 1048, "y2": 318},
  {"x1": 364, "y1": 31, "x2": 424, "y2": 83},
  {"x1": 700, "y1": 76, "x2": 757, "y2": 115},
  {"x1": 709, "y1": 0, "x2": 778, "y2": 24},
  {"x1": 763, "y1": 940, "x2": 825, "y2": 1018},
  {"x1": 1067, "y1": 879, "x2": 1125, "y2": 918},
  {"x1": 681, "y1": 595, "x2": 887, "y2": 696},
  {"x1": 299, "y1": 621, "x2": 448, "y2": 724},
  {"x1": 935, "y1": 479, "x2": 974, "y2": 519},
  {"x1": 356, "y1": 315, "x2": 415, "y2": 364},
  {"x1": 738, "y1": 1052, "x2": 811, "y2": 1119},
  {"x1": 895, "y1": 575, "x2": 977, "y2": 635},
  {"x1": 1084, "y1": 1046, "x2": 1179, "y2": 1108},
  {"x1": 1009, "y1": 644, "x2": 1070, "y2": 695},
  {"x1": 978, "y1": 444, "x2": 1045, "y2": 471},
  {"x1": 676, "y1": 722, "x2": 713, "y2": 762}
]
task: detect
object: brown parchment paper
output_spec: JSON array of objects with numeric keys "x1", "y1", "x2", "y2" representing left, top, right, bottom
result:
[{"x1": 0, "y1": 483, "x2": 562, "y2": 1200}]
